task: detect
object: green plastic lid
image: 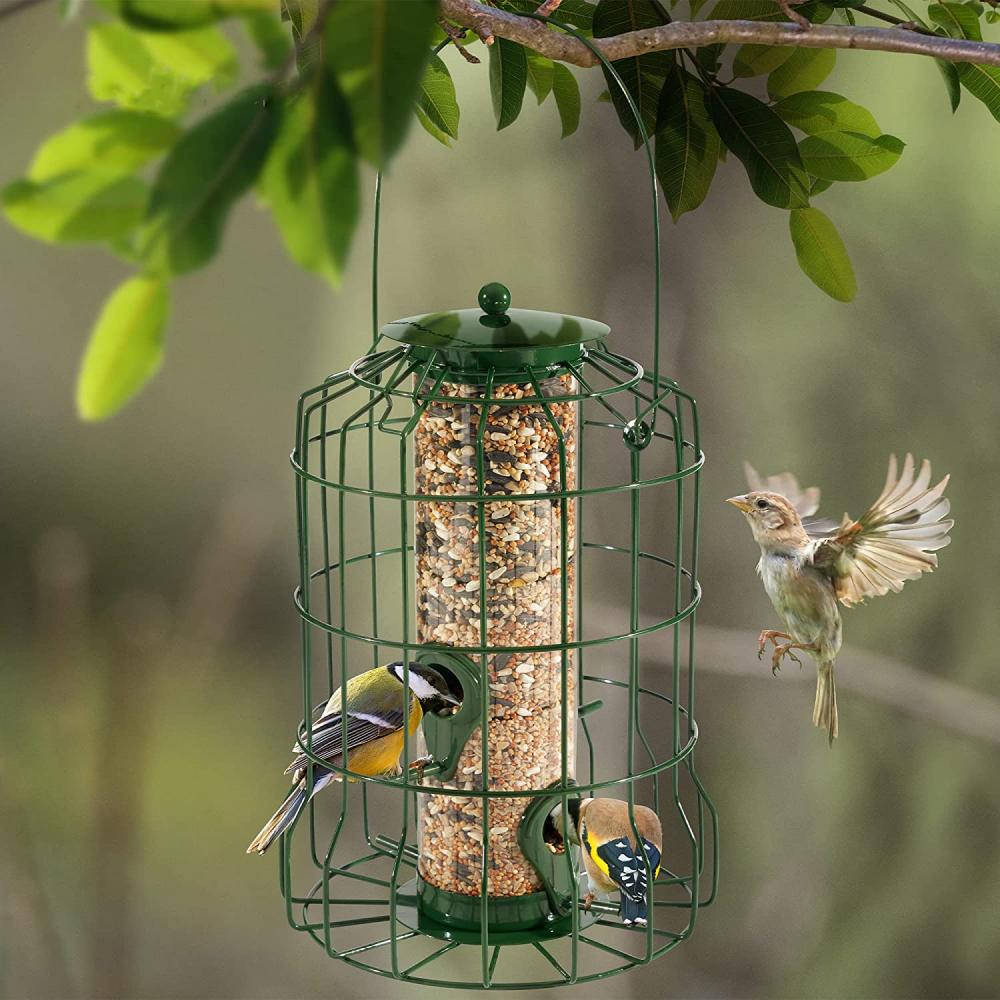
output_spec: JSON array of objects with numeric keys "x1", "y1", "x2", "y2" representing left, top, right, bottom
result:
[{"x1": 380, "y1": 282, "x2": 609, "y2": 379}]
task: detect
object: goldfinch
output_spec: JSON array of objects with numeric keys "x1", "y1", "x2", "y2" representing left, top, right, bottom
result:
[
  {"x1": 552, "y1": 797, "x2": 663, "y2": 927},
  {"x1": 247, "y1": 662, "x2": 458, "y2": 855},
  {"x1": 728, "y1": 454, "x2": 952, "y2": 744}
]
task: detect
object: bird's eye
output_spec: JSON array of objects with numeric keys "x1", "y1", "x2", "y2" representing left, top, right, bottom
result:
[{"x1": 755, "y1": 499, "x2": 769, "y2": 510}]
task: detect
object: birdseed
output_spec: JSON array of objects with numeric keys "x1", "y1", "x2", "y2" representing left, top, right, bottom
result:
[{"x1": 415, "y1": 375, "x2": 577, "y2": 897}]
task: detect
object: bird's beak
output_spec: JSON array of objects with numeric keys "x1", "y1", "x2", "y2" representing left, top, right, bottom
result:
[
  {"x1": 441, "y1": 691, "x2": 461, "y2": 705},
  {"x1": 726, "y1": 495, "x2": 753, "y2": 513}
]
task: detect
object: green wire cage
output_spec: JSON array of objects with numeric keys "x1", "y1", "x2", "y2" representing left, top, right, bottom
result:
[{"x1": 275, "y1": 19, "x2": 718, "y2": 989}]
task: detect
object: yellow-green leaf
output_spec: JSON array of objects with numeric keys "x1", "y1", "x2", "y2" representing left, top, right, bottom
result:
[
  {"x1": 527, "y1": 52, "x2": 554, "y2": 105},
  {"x1": 87, "y1": 22, "x2": 238, "y2": 117},
  {"x1": 76, "y1": 275, "x2": 169, "y2": 421},
  {"x1": 732, "y1": 44, "x2": 794, "y2": 79},
  {"x1": 767, "y1": 47, "x2": 836, "y2": 99},
  {"x1": 772, "y1": 90, "x2": 880, "y2": 137},
  {"x1": 28, "y1": 111, "x2": 180, "y2": 182},
  {"x1": 799, "y1": 130, "x2": 904, "y2": 181},
  {"x1": 2, "y1": 172, "x2": 147, "y2": 243},
  {"x1": 789, "y1": 206, "x2": 856, "y2": 301}
]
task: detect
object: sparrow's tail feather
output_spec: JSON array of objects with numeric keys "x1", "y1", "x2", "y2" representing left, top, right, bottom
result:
[
  {"x1": 247, "y1": 772, "x2": 333, "y2": 855},
  {"x1": 812, "y1": 662, "x2": 838, "y2": 746}
]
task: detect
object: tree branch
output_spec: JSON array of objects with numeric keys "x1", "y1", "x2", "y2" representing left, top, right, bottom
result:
[{"x1": 440, "y1": 0, "x2": 1000, "y2": 69}]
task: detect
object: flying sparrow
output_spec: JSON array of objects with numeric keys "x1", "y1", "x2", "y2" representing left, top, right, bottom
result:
[{"x1": 727, "y1": 455, "x2": 953, "y2": 744}]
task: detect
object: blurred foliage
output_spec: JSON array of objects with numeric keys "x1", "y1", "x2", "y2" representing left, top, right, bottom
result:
[
  {"x1": 2, "y1": 2, "x2": 1000, "y2": 999},
  {"x1": 3, "y1": 0, "x2": 1000, "y2": 419}
]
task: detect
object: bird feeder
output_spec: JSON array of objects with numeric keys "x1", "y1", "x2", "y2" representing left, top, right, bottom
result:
[{"x1": 276, "y1": 18, "x2": 717, "y2": 989}]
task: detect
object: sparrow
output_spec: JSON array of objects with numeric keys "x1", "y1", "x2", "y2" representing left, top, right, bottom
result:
[
  {"x1": 727, "y1": 454, "x2": 953, "y2": 744},
  {"x1": 549, "y1": 797, "x2": 663, "y2": 927},
  {"x1": 247, "y1": 662, "x2": 459, "y2": 854}
]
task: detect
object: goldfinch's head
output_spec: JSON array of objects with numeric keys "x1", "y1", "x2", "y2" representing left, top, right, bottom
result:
[
  {"x1": 389, "y1": 662, "x2": 461, "y2": 714},
  {"x1": 543, "y1": 797, "x2": 584, "y2": 853}
]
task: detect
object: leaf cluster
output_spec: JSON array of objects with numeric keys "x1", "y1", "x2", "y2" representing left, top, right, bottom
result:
[{"x1": 2, "y1": 0, "x2": 999, "y2": 417}]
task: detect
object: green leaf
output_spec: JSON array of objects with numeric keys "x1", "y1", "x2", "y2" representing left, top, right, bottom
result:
[
  {"x1": 709, "y1": 87, "x2": 810, "y2": 208},
  {"x1": 956, "y1": 63, "x2": 1000, "y2": 122},
  {"x1": 936, "y1": 59, "x2": 962, "y2": 112},
  {"x1": 325, "y1": 0, "x2": 437, "y2": 167},
  {"x1": 418, "y1": 52, "x2": 460, "y2": 143},
  {"x1": 141, "y1": 85, "x2": 282, "y2": 274},
  {"x1": 489, "y1": 38, "x2": 529, "y2": 131},
  {"x1": 732, "y1": 44, "x2": 795, "y2": 79},
  {"x1": 928, "y1": 1, "x2": 982, "y2": 38},
  {"x1": 767, "y1": 47, "x2": 836, "y2": 99},
  {"x1": 242, "y1": 11, "x2": 293, "y2": 69},
  {"x1": 789, "y1": 206, "x2": 856, "y2": 301},
  {"x1": 260, "y1": 72, "x2": 359, "y2": 286},
  {"x1": 798, "y1": 130, "x2": 904, "y2": 181},
  {"x1": 552, "y1": 63, "x2": 582, "y2": 138},
  {"x1": 654, "y1": 66, "x2": 720, "y2": 220},
  {"x1": 2, "y1": 172, "x2": 147, "y2": 243},
  {"x1": 772, "y1": 90, "x2": 880, "y2": 137},
  {"x1": 28, "y1": 111, "x2": 180, "y2": 182},
  {"x1": 77, "y1": 275, "x2": 169, "y2": 421},
  {"x1": 593, "y1": 0, "x2": 672, "y2": 148},
  {"x1": 499, "y1": 0, "x2": 596, "y2": 30},
  {"x1": 526, "y1": 52, "x2": 555, "y2": 105},
  {"x1": 107, "y1": 0, "x2": 274, "y2": 31},
  {"x1": 87, "y1": 22, "x2": 238, "y2": 117},
  {"x1": 283, "y1": 0, "x2": 320, "y2": 35},
  {"x1": 810, "y1": 176, "x2": 834, "y2": 195}
]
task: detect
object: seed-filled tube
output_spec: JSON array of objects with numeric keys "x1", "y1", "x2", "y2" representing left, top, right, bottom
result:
[{"x1": 415, "y1": 375, "x2": 577, "y2": 897}]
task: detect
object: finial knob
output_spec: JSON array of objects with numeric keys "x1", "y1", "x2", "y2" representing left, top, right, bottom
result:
[{"x1": 478, "y1": 282, "x2": 511, "y2": 316}]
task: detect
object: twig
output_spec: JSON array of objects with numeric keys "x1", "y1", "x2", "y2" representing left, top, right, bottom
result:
[
  {"x1": 776, "y1": 0, "x2": 811, "y2": 32},
  {"x1": 437, "y1": 16, "x2": 482, "y2": 63},
  {"x1": 536, "y1": 0, "x2": 563, "y2": 16},
  {"x1": 440, "y1": 0, "x2": 1000, "y2": 68}
]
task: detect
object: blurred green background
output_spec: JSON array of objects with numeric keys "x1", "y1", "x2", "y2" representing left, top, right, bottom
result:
[{"x1": 3, "y1": 3, "x2": 1000, "y2": 998}]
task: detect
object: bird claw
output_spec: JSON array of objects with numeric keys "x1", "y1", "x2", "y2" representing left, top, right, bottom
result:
[
  {"x1": 582, "y1": 892, "x2": 595, "y2": 912},
  {"x1": 771, "y1": 642, "x2": 807, "y2": 675}
]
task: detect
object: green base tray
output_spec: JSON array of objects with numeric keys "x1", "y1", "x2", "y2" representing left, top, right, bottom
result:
[{"x1": 394, "y1": 877, "x2": 600, "y2": 946}]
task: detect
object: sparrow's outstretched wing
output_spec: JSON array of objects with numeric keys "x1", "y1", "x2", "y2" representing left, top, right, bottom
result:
[
  {"x1": 744, "y1": 462, "x2": 837, "y2": 536},
  {"x1": 811, "y1": 454, "x2": 952, "y2": 607}
]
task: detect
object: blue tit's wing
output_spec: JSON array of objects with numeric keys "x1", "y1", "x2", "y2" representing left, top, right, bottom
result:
[
  {"x1": 594, "y1": 837, "x2": 660, "y2": 903},
  {"x1": 284, "y1": 708, "x2": 406, "y2": 774},
  {"x1": 811, "y1": 454, "x2": 952, "y2": 606}
]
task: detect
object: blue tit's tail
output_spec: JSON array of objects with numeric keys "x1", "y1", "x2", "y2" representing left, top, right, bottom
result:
[{"x1": 247, "y1": 772, "x2": 333, "y2": 855}]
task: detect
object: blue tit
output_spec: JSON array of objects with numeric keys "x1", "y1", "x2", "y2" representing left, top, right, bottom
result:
[
  {"x1": 550, "y1": 797, "x2": 663, "y2": 927},
  {"x1": 247, "y1": 662, "x2": 459, "y2": 855}
]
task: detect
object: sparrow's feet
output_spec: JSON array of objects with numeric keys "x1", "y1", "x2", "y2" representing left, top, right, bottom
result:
[
  {"x1": 757, "y1": 629, "x2": 793, "y2": 664},
  {"x1": 583, "y1": 892, "x2": 595, "y2": 912},
  {"x1": 771, "y1": 641, "x2": 815, "y2": 675}
]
